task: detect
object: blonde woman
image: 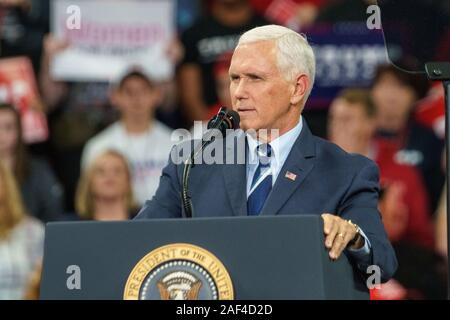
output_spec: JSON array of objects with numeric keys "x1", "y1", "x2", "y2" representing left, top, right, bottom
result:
[
  {"x1": 0, "y1": 161, "x2": 44, "y2": 300},
  {"x1": 76, "y1": 150, "x2": 137, "y2": 221}
]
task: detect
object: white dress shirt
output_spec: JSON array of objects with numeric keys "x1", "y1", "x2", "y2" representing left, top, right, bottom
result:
[{"x1": 246, "y1": 117, "x2": 303, "y2": 196}]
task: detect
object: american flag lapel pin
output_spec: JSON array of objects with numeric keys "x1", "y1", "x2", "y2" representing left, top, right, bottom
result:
[{"x1": 285, "y1": 171, "x2": 297, "y2": 181}]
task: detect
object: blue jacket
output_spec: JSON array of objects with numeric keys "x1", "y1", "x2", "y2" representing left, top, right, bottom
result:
[{"x1": 135, "y1": 122, "x2": 398, "y2": 283}]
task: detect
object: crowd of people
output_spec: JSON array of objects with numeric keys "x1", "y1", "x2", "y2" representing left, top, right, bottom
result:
[{"x1": 0, "y1": 0, "x2": 448, "y2": 299}]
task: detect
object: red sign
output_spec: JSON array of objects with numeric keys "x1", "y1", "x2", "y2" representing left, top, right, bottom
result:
[{"x1": 0, "y1": 57, "x2": 48, "y2": 143}]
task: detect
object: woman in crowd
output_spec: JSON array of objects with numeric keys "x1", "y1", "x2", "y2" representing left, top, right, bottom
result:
[
  {"x1": 76, "y1": 150, "x2": 137, "y2": 221},
  {"x1": 371, "y1": 64, "x2": 444, "y2": 213},
  {"x1": 0, "y1": 160, "x2": 44, "y2": 299},
  {"x1": 0, "y1": 103, "x2": 64, "y2": 222}
]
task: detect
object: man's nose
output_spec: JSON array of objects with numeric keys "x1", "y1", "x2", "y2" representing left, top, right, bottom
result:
[{"x1": 232, "y1": 79, "x2": 248, "y2": 100}]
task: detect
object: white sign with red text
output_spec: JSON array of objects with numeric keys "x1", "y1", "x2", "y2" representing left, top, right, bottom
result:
[{"x1": 51, "y1": 0, "x2": 175, "y2": 82}]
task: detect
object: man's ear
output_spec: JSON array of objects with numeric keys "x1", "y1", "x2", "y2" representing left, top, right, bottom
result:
[{"x1": 290, "y1": 74, "x2": 309, "y2": 106}]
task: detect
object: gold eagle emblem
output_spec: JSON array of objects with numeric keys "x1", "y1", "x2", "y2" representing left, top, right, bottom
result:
[{"x1": 157, "y1": 271, "x2": 203, "y2": 300}]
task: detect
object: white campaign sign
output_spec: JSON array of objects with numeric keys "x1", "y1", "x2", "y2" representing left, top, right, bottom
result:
[{"x1": 51, "y1": 0, "x2": 175, "y2": 82}]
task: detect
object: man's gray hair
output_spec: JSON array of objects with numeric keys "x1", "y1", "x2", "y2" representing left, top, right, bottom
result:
[{"x1": 236, "y1": 24, "x2": 316, "y2": 102}]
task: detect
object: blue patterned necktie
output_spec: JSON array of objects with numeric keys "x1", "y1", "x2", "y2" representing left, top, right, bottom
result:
[{"x1": 247, "y1": 144, "x2": 273, "y2": 216}]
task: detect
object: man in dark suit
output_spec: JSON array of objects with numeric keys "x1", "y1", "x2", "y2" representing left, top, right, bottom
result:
[{"x1": 136, "y1": 25, "x2": 397, "y2": 283}]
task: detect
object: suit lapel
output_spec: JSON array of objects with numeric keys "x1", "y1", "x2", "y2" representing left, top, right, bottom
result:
[
  {"x1": 260, "y1": 122, "x2": 316, "y2": 216},
  {"x1": 222, "y1": 130, "x2": 248, "y2": 216}
]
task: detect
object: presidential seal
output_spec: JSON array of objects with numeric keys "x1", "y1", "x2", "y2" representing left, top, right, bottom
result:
[{"x1": 123, "y1": 243, "x2": 234, "y2": 300}]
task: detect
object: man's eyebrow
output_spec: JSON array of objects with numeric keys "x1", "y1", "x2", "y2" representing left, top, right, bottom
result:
[
  {"x1": 245, "y1": 72, "x2": 265, "y2": 78},
  {"x1": 229, "y1": 71, "x2": 268, "y2": 79}
]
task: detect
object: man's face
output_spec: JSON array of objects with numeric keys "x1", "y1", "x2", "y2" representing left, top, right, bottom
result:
[
  {"x1": 114, "y1": 76, "x2": 159, "y2": 119},
  {"x1": 328, "y1": 99, "x2": 375, "y2": 154},
  {"x1": 229, "y1": 41, "x2": 301, "y2": 135}
]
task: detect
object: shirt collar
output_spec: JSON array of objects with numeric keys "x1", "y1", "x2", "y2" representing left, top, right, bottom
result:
[{"x1": 246, "y1": 117, "x2": 303, "y2": 167}]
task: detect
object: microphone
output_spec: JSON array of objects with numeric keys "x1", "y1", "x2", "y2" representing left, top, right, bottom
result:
[
  {"x1": 182, "y1": 107, "x2": 240, "y2": 218},
  {"x1": 207, "y1": 107, "x2": 240, "y2": 136}
]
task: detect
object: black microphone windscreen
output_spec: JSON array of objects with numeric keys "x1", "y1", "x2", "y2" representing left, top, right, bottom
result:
[{"x1": 207, "y1": 107, "x2": 240, "y2": 132}]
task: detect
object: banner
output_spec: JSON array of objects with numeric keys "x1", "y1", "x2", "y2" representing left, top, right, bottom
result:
[
  {"x1": 51, "y1": 0, "x2": 175, "y2": 82},
  {"x1": 0, "y1": 57, "x2": 49, "y2": 144},
  {"x1": 306, "y1": 22, "x2": 388, "y2": 109}
]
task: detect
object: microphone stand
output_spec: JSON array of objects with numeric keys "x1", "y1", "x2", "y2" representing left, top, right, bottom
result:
[
  {"x1": 181, "y1": 109, "x2": 230, "y2": 218},
  {"x1": 425, "y1": 62, "x2": 450, "y2": 299}
]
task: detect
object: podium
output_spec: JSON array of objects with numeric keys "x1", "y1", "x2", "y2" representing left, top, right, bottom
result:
[{"x1": 40, "y1": 215, "x2": 369, "y2": 300}]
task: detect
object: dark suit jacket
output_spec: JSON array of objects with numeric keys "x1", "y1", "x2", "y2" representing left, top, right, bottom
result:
[{"x1": 135, "y1": 122, "x2": 398, "y2": 282}]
